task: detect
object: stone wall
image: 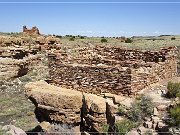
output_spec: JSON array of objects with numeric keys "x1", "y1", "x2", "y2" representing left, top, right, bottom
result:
[
  {"x1": 23, "y1": 25, "x2": 40, "y2": 35},
  {"x1": 0, "y1": 36, "x2": 41, "y2": 79},
  {"x1": 48, "y1": 46, "x2": 177, "y2": 95}
]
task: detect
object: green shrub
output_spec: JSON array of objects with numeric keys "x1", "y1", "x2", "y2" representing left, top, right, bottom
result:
[
  {"x1": 118, "y1": 105, "x2": 126, "y2": 115},
  {"x1": 128, "y1": 95, "x2": 153, "y2": 122},
  {"x1": 69, "y1": 37, "x2": 75, "y2": 41},
  {"x1": 171, "y1": 37, "x2": 176, "y2": 40},
  {"x1": 144, "y1": 130, "x2": 153, "y2": 135},
  {"x1": 167, "y1": 82, "x2": 180, "y2": 98},
  {"x1": 102, "y1": 124, "x2": 109, "y2": 135},
  {"x1": 101, "y1": 38, "x2": 107, "y2": 43},
  {"x1": 169, "y1": 104, "x2": 180, "y2": 126},
  {"x1": 80, "y1": 36, "x2": 85, "y2": 39},
  {"x1": 125, "y1": 38, "x2": 133, "y2": 43},
  {"x1": 115, "y1": 119, "x2": 137, "y2": 135},
  {"x1": 56, "y1": 35, "x2": 62, "y2": 38}
]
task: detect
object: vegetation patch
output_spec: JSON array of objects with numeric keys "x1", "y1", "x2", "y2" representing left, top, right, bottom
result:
[
  {"x1": 115, "y1": 119, "x2": 137, "y2": 135},
  {"x1": 169, "y1": 104, "x2": 180, "y2": 126},
  {"x1": 101, "y1": 38, "x2": 107, "y2": 43},
  {"x1": 125, "y1": 38, "x2": 133, "y2": 43},
  {"x1": 127, "y1": 95, "x2": 154, "y2": 122},
  {"x1": 102, "y1": 124, "x2": 109, "y2": 135},
  {"x1": 167, "y1": 82, "x2": 180, "y2": 98},
  {"x1": 69, "y1": 37, "x2": 75, "y2": 41}
]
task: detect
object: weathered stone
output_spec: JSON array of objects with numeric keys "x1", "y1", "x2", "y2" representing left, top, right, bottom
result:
[
  {"x1": 25, "y1": 81, "x2": 83, "y2": 125},
  {"x1": 137, "y1": 126, "x2": 147, "y2": 134},
  {"x1": 144, "y1": 117, "x2": 151, "y2": 122},
  {"x1": 157, "y1": 122, "x2": 168, "y2": 132},
  {"x1": 127, "y1": 128, "x2": 139, "y2": 135},
  {"x1": 153, "y1": 107, "x2": 159, "y2": 116},
  {"x1": 106, "y1": 99, "x2": 119, "y2": 114},
  {"x1": 83, "y1": 93, "x2": 106, "y2": 114},
  {"x1": 0, "y1": 55, "x2": 40, "y2": 79},
  {"x1": 82, "y1": 93, "x2": 107, "y2": 132},
  {"x1": 151, "y1": 116, "x2": 161, "y2": 124},
  {"x1": 152, "y1": 123, "x2": 157, "y2": 130},
  {"x1": 48, "y1": 46, "x2": 177, "y2": 96},
  {"x1": 143, "y1": 121, "x2": 153, "y2": 129},
  {"x1": 39, "y1": 121, "x2": 52, "y2": 132},
  {"x1": 0, "y1": 35, "x2": 41, "y2": 80},
  {"x1": 2, "y1": 125, "x2": 26, "y2": 135},
  {"x1": 157, "y1": 105, "x2": 167, "y2": 111}
]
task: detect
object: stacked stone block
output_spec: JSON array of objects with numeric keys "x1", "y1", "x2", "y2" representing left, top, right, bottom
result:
[{"x1": 48, "y1": 46, "x2": 177, "y2": 95}]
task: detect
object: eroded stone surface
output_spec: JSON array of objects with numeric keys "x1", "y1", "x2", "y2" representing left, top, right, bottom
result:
[
  {"x1": 25, "y1": 81, "x2": 83, "y2": 125},
  {"x1": 25, "y1": 81, "x2": 126, "y2": 133}
]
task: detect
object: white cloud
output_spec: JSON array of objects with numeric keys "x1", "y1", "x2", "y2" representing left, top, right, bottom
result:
[
  {"x1": 154, "y1": 31, "x2": 161, "y2": 34},
  {"x1": 86, "y1": 30, "x2": 93, "y2": 33}
]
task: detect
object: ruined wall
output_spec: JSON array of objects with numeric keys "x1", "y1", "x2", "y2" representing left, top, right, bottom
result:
[
  {"x1": 48, "y1": 46, "x2": 177, "y2": 95},
  {"x1": 23, "y1": 25, "x2": 40, "y2": 35},
  {"x1": 49, "y1": 58, "x2": 132, "y2": 95},
  {"x1": 0, "y1": 36, "x2": 41, "y2": 79},
  {"x1": 131, "y1": 53, "x2": 177, "y2": 93}
]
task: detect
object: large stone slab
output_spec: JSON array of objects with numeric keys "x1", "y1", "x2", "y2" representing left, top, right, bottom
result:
[{"x1": 25, "y1": 81, "x2": 83, "y2": 125}]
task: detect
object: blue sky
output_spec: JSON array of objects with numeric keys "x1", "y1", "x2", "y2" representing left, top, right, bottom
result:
[{"x1": 0, "y1": 0, "x2": 180, "y2": 37}]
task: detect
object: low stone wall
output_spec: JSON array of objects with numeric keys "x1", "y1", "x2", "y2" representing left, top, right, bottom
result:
[
  {"x1": 0, "y1": 40, "x2": 41, "y2": 79},
  {"x1": 0, "y1": 54, "x2": 41, "y2": 79},
  {"x1": 48, "y1": 46, "x2": 177, "y2": 95},
  {"x1": 131, "y1": 56, "x2": 177, "y2": 93}
]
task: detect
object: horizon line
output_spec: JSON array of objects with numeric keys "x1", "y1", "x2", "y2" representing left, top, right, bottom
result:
[{"x1": 0, "y1": 1, "x2": 180, "y2": 4}]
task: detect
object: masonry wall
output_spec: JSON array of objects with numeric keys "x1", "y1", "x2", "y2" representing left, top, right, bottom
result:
[
  {"x1": 131, "y1": 55, "x2": 177, "y2": 93},
  {"x1": 49, "y1": 57, "x2": 132, "y2": 95},
  {"x1": 48, "y1": 46, "x2": 177, "y2": 96}
]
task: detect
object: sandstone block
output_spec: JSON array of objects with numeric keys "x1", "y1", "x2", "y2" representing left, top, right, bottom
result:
[{"x1": 25, "y1": 81, "x2": 83, "y2": 125}]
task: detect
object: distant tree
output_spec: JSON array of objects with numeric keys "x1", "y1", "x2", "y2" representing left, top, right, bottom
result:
[
  {"x1": 125, "y1": 38, "x2": 133, "y2": 43},
  {"x1": 69, "y1": 37, "x2": 75, "y2": 41},
  {"x1": 56, "y1": 35, "x2": 62, "y2": 38},
  {"x1": 80, "y1": 36, "x2": 85, "y2": 39},
  {"x1": 171, "y1": 37, "x2": 176, "y2": 40},
  {"x1": 101, "y1": 38, "x2": 107, "y2": 43}
]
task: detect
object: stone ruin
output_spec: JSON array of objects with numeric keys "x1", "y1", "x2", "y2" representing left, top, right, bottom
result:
[
  {"x1": 48, "y1": 45, "x2": 178, "y2": 96},
  {"x1": 23, "y1": 25, "x2": 40, "y2": 35},
  {"x1": 0, "y1": 36, "x2": 41, "y2": 79},
  {"x1": 25, "y1": 81, "x2": 132, "y2": 134},
  {"x1": 25, "y1": 45, "x2": 178, "y2": 134}
]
